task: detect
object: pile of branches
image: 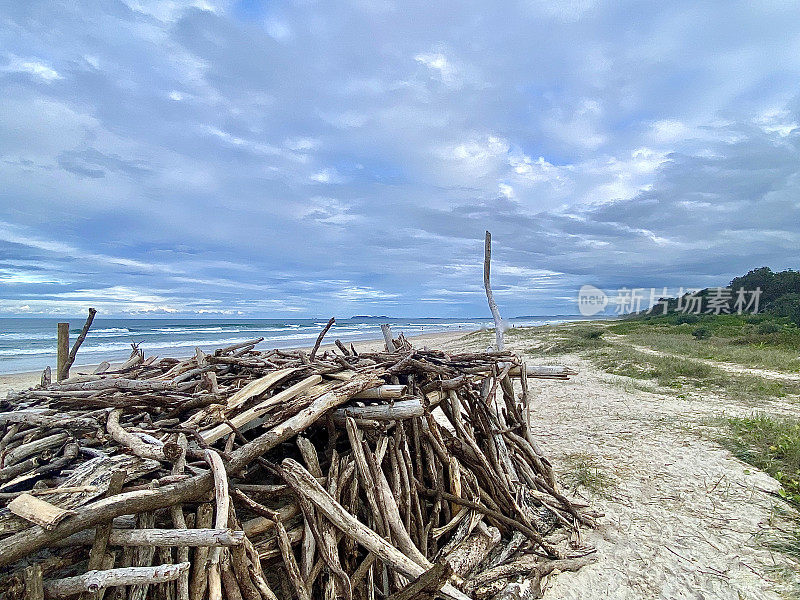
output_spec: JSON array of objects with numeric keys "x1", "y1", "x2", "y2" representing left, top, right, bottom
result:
[{"x1": 0, "y1": 332, "x2": 595, "y2": 600}]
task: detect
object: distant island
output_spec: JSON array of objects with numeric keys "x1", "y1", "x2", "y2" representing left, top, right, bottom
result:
[{"x1": 349, "y1": 315, "x2": 391, "y2": 320}]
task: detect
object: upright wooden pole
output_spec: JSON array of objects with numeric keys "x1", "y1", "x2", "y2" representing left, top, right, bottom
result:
[
  {"x1": 484, "y1": 231, "x2": 505, "y2": 351},
  {"x1": 57, "y1": 322, "x2": 69, "y2": 382}
]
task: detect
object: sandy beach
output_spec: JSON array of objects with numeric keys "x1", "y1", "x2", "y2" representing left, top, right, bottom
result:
[
  {"x1": 0, "y1": 329, "x2": 467, "y2": 396},
  {"x1": 2, "y1": 321, "x2": 798, "y2": 598}
]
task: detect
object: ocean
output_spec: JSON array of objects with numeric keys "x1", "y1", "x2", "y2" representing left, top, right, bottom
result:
[{"x1": 0, "y1": 316, "x2": 569, "y2": 375}]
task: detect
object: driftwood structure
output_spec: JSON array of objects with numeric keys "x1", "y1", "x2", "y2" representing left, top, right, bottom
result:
[{"x1": 0, "y1": 327, "x2": 593, "y2": 599}]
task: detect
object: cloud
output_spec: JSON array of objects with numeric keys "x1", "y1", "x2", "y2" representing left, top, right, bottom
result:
[
  {"x1": 0, "y1": 1, "x2": 799, "y2": 317},
  {"x1": 2, "y1": 56, "x2": 62, "y2": 81}
]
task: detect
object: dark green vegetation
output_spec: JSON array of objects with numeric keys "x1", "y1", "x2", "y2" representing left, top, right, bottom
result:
[{"x1": 648, "y1": 266, "x2": 800, "y2": 326}]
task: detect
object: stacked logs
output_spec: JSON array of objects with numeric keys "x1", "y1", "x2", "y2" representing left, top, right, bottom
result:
[{"x1": 0, "y1": 334, "x2": 594, "y2": 599}]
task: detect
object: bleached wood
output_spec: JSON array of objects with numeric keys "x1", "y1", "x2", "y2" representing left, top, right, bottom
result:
[
  {"x1": 64, "y1": 308, "x2": 97, "y2": 376},
  {"x1": 53, "y1": 377, "x2": 175, "y2": 391},
  {"x1": 483, "y1": 231, "x2": 504, "y2": 351},
  {"x1": 43, "y1": 563, "x2": 190, "y2": 598},
  {"x1": 8, "y1": 493, "x2": 74, "y2": 530},
  {"x1": 201, "y1": 374, "x2": 322, "y2": 444},
  {"x1": 352, "y1": 385, "x2": 406, "y2": 400},
  {"x1": 380, "y1": 324, "x2": 396, "y2": 352},
  {"x1": 106, "y1": 408, "x2": 167, "y2": 461},
  {"x1": 58, "y1": 527, "x2": 244, "y2": 547},
  {"x1": 57, "y1": 322, "x2": 69, "y2": 381},
  {"x1": 224, "y1": 367, "x2": 300, "y2": 411}
]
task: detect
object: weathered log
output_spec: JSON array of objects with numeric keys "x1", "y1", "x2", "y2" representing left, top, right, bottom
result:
[
  {"x1": 43, "y1": 563, "x2": 190, "y2": 598},
  {"x1": 56, "y1": 527, "x2": 245, "y2": 547},
  {"x1": 201, "y1": 375, "x2": 323, "y2": 444},
  {"x1": 223, "y1": 368, "x2": 300, "y2": 411},
  {"x1": 24, "y1": 563, "x2": 45, "y2": 600},
  {"x1": 381, "y1": 324, "x2": 397, "y2": 353},
  {"x1": 51, "y1": 378, "x2": 177, "y2": 392},
  {"x1": 385, "y1": 562, "x2": 453, "y2": 600},
  {"x1": 483, "y1": 231, "x2": 505, "y2": 351},
  {"x1": 352, "y1": 385, "x2": 407, "y2": 400}
]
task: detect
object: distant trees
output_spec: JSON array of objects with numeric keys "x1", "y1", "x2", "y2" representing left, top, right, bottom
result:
[
  {"x1": 729, "y1": 267, "x2": 800, "y2": 325},
  {"x1": 633, "y1": 266, "x2": 800, "y2": 325}
]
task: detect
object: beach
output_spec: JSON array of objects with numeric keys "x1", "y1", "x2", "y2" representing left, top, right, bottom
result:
[{"x1": 2, "y1": 320, "x2": 798, "y2": 598}]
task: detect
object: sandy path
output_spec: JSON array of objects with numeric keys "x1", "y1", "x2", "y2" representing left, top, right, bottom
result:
[
  {"x1": 607, "y1": 334, "x2": 800, "y2": 383},
  {"x1": 516, "y1": 350, "x2": 800, "y2": 599}
]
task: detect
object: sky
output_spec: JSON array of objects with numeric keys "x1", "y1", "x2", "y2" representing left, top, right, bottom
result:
[{"x1": 1, "y1": 0, "x2": 799, "y2": 318}]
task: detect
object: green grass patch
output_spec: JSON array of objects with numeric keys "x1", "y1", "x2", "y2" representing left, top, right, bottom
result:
[
  {"x1": 608, "y1": 316, "x2": 800, "y2": 372},
  {"x1": 506, "y1": 322, "x2": 609, "y2": 356},
  {"x1": 719, "y1": 414, "x2": 800, "y2": 507},
  {"x1": 587, "y1": 345, "x2": 800, "y2": 399},
  {"x1": 560, "y1": 452, "x2": 614, "y2": 497}
]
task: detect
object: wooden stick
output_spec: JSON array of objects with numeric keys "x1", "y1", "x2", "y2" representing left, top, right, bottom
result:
[
  {"x1": 57, "y1": 322, "x2": 70, "y2": 381},
  {"x1": 189, "y1": 503, "x2": 213, "y2": 600},
  {"x1": 60, "y1": 527, "x2": 245, "y2": 547},
  {"x1": 310, "y1": 317, "x2": 335, "y2": 361},
  {"x1": 483, "y1": 230, "x2": 505, "y2": 351},
  {"x1": 106, "y1": 409, "x2": 168, "y2": 462},
  {"x1": 43, "y1": 563, "x2": 190, "y2": 598},
  {"x1": 81, "y1": 470, "x2": 125, "y2": 600},
  {"x1": 386, "y1": 562, "x2": 453, "y2": 600},
  {"x1": 171, "y1": 434, "x2": 190, "y2": 600},
  {"x1": 416, "y1": 487, "x2": 558, "y2": 557},
  {"x1": 280, "y1": 458, "x2": 470, "y2": 600},
  {"x1": 205, "y1": 449, "x2": 229, "y2": 600},
  {"x1": 201, "y1": 375, "x2": 322, "y2": 444},
  {"x1": 275, "y1": 517, "x2": 311, "y2": 600},
  {"x1": 64, "y1": 308, "x2": 97, "y2": 376},
  {"x1": 380, "y1": 324, "x2": 397, "y2": 353}
]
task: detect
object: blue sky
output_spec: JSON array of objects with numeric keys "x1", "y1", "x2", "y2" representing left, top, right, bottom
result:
[{"x1": 1, "y1": 0, "x2": 799, "y2": 318}]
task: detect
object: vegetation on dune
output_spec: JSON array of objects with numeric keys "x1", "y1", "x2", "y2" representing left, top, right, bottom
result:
[
  {"x1": 718, "y1": 415, "x2": 800, "y2": 510},
  {"x1": 608, "y1": 313, "x2": 800, "y2": 372}
]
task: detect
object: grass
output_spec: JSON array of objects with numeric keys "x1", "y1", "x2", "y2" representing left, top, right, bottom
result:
[
  {"x1": 717, "y1": 414, "x2": 800, "y2": 563},
  {"x1": 560, "y1": 452, "x2": 614, "y2": 498},
  {"x1": 608, "y1": 314, "x2": 800, "y2": 373},
  {"x1": 719, "y1": 414, "x2": 800, "y2": 506},
  {"x1": 587, "y1": 344, "x2": 800, "y2": 400},
  {"x1": 506, "y1": 322, "x2": 609, "y2": 355}
]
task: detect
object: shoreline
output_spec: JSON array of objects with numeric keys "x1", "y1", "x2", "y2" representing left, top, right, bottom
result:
[{"x1": 0, "y1": 329, "x2": 469, "y2": 395}]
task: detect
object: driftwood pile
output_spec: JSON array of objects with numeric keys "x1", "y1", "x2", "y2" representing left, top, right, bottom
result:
[{"x1": 0, "y1": 331, "x2": 595, "y2": 599}]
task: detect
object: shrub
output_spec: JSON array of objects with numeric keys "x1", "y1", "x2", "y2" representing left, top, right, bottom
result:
[
  {"x1": 692, "y1": 327, "x2": 710, "y2": 339},
  {"x1": 767, "y1": 293, "x2": 800, "y2": 326},
  {"x1": 757, "y1": 321, "x2": 783, "y2": 335},
  {"x1": 674, "y1": 313, "x2": 700, "y2": 325},
  {"x1": 580, "y1": 329, "x2": 604, "y2": 340}
]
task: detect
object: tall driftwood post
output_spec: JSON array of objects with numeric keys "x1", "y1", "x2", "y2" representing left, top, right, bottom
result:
[
  {"x1": 484, "y1": 231, "x2": 505, "y2": 351},
  {"x1": 57, "y1": 322, "x2": 70, "y2": 382}
]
